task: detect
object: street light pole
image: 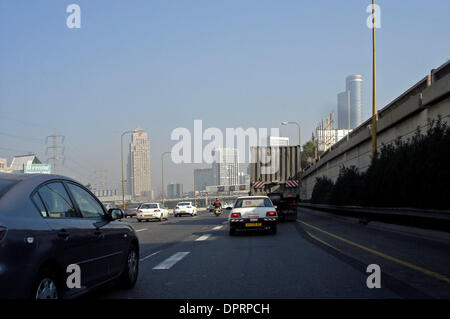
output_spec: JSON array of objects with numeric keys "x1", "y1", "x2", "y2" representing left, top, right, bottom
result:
[
  {"x1": 161, "y1": 151, "x2": 171, "y2": 206},
  {"x1": 193, "y1": 169, "x2": 196, "y2": 207},
  {"x1": 371, "y1": 0, "x2": 378, "y2": 158},
  {"x1": 121, "y1": 130, "x2": 135, "y2": 211}
]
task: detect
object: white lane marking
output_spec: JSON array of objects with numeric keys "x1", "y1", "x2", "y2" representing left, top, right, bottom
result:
[
  {"x1": 135, "y1": 228, "x2": 148, "y2": 232},
  {"x1": 212, "y1": 226, "x2": 223, "y2": 230},
  {"x1": 196, "y1": 234, "x2": 212, "y2": 241},
  {"x1": 140, "y1": 250, "x2": 161, "y2": 262},
  {"x1": 153, "y1": 252, "x2": 190, "y2": 270}
]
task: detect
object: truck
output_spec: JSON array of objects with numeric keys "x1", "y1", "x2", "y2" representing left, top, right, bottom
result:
[{"x1": 249, "y1": 145, "x2": 301, "y2": 221}]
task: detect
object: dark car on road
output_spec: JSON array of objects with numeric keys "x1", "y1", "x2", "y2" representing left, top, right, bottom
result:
[
  {"x1": 124, "y1": 203, "x2": 140, "y2": 217},
  {"x1": 0, "y1": 173, "x2": 139, "y2": 299}
]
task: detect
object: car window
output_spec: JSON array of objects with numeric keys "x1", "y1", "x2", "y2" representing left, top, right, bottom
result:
[
  {"x1": 67, "y1": 183, "x2": 105, "y2": 219},
  {"x1": 37, "y1": 182, "x2": 78, "y2": 218},
  {"x1": 141, "y1": 204, "x2": 158, "y2": 209},
  {"x1": 31, "y1": 192, "x2": 48, "y2": 217},
  {"x1": 234, "y1": 198, "x2": 273, "y2": 208}
]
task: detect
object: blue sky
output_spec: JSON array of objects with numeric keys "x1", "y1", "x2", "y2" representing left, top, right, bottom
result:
[{"x1": 1, "y1": 0, "x2": 449, "y2": 193}]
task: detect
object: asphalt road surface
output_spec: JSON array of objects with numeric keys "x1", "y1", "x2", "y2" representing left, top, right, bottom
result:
[{"x1": 90, "y1": 208, "x2": 450, "y2": 299}]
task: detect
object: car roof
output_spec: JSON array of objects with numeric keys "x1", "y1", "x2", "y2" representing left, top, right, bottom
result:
[
  {"x1": 141, "y1": 202, "x2": 160, "y2": 205},
  {"x1": 0, "y1": 172, "x2": 78, "y2": 183}
]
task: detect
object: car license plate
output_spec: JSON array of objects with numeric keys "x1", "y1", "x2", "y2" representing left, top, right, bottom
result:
[{"x1": 245, "y1": 223, "x2": 262, "y2": 227}]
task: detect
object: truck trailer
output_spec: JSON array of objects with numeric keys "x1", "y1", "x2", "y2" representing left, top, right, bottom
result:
[{"x1": 249, "y1": 145, "x2": 301, "y2": 221}]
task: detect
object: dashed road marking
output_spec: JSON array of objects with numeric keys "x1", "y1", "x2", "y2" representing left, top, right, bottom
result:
[
  {"x1": 140, "y1": 250, "x2": 161, "y2": 262},
  {"x1": 196, "y1": 234, "x2": 212, "y2": 241},
  {"x1": 212, "y1": 226, "x2": 223, "y2": 230},
  {"x1": 135, "y1": 228, "x2": 148, "y2": 232},
  {"x1": 153, "y1": 252, "x2": 190, "y2": 270}
]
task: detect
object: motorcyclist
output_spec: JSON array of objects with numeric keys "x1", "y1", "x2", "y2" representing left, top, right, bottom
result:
[{"x1": 213, "y1": 198, "x2": 222, "y2": 210}]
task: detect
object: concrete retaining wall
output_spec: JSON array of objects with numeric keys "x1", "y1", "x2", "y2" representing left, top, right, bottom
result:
[{"x1": 302, "y1": 61, "x2": 450, "y2": 199}]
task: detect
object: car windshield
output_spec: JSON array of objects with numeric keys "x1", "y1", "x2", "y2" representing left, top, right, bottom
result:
[
  {"x1": 234, "y1": 198, "x2": 273, "y2": 208},
  {"x1": 141, "y1": 204, "x2": 158, "y2": 209},
  {"x1": 0, "y1": 179, "x2": 18, "y2": 199}
]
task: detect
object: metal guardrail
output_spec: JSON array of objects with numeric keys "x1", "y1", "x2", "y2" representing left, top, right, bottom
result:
[{"x1": 298, "y1": 203, "x2": 450, "y2": 232}]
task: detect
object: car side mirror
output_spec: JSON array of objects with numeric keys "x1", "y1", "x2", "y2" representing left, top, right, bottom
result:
[{"x1": 107, "y1": 208, "x2": 124, "y2": 221}]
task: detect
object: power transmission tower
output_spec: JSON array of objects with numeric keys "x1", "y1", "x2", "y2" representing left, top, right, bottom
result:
[{"x1": 46, "y1": 132, "x2": 65, "y2": 174}]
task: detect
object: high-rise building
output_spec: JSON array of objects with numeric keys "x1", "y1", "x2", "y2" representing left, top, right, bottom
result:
[
  {"x1": 212, "y1": 148, "x2": 239, "y2": 186},
  {"x1": 167, "y1": 183, "x2": 183, "y2": 199},
  {"x1": 337, "y1": 75, "x2": 363, "y2": 130},
  {"x1": 128, "y1": 127, "x2": 151, "y2": 201},
  {"x1": 346, "y1": 74, "x2": 363, "y2": 129},
  {"x1": 194, "y1": 168, "x2": 214, "y2": 192}
]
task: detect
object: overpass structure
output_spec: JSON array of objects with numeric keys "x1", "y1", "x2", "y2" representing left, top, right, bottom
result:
[{"x1": 302, "y1": 60, "x2": 450, "y2": 200}]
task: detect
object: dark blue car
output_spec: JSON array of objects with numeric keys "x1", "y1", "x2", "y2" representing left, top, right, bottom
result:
[{"x1": 0, "y1": 173, "x2": 139, "y2": 299}]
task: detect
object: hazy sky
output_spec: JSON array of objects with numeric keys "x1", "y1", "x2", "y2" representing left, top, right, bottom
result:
[{"x1": 1, "y1": 0, "x2": 449, "y2": 193}]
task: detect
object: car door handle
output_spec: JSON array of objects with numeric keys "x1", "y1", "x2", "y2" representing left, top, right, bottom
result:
[{"x1": 57, "y1": 230, "x2": 69, "y2": 239}]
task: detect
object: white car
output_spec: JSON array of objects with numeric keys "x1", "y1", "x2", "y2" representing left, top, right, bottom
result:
[
  {"x1": 174, "y1": 202, "x2": 197, "y2": 217},
  {"x1": 136, "y1": 203, "x2": 169, "y2": 222},
  {"x1": 228, "y1": 196, "x2": 278, "y2": 235}
]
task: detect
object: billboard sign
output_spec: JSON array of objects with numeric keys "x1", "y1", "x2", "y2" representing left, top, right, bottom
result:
[{"x1": 24, "y1": 161, "x2": 52, "y2": 174}]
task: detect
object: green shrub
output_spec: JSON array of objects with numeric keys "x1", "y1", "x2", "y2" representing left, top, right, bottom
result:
[
  {"x1": 310, "y1": 117, "x2": 450, "y2": 209},
  {"x1": 311, "y1": 176, "x2": 334, "y2": 204}
]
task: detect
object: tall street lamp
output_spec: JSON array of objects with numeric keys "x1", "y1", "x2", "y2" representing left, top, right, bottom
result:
[
  {"x1": 161, "y1": 151, "x2": 172, "y2": 206},
  {"x1": 281, "y1": 121, "x2": 302, "y2": 185},
  {"x1": 121, "y1": 129, "x2": 144, "y2": 211},
  {"x1": 371, "y1": 0, "x2": 378, "y2": 158}
]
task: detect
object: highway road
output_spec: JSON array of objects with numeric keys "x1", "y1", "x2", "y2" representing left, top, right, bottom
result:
[{"x1": 90, "y1": 208, "x2": 450, "y2": 299}]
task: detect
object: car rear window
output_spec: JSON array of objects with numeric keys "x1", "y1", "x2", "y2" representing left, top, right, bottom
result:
[
  {"x1": 234, "y1": 198, "x2": 273, "y2": 208},
  {"x1": 178, "y1": 202, "x2": 190, "y2": 206},
  {"x1": 141, "y1": 203, "x2": 158, "y2": 209},
  {"x1": 0, "y1": 179, "x2": 18, "y2": 199}
]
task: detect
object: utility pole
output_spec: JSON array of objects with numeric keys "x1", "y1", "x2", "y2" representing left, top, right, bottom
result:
[
  {"x1": 45, "y1": 132, "x2": 65, "y2": 174},
  {"x1": 193, "y1": 169, "x2": 196, "y2": 207},
  {"x1": 371, "y1": 0, "x2": 378, "y2": 158},
  {"x1": 161, "y1": 151, "x2": 171, "y2": 207}
]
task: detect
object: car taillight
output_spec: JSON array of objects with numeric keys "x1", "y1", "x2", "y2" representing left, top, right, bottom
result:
[
  {"x1": 0, "y1": 227, "x2": 7, "y2": 241},
  {"x1": 266, "y1": 211, "x2": 276, "y2": 216},
  {"x1": 187, "y1": 206, "x2": 192, "y2": 208},
  {"x1": 155, "y1": 209, "x2": 160, "y2": 212},
  {"x1": 137, "y1": 210, "x2": 142, "y2": 213},
  {"x1": 175, "y1": 206, "x2": 179, "y2": 209},
  {"x1": 231, "y1": 212, "x2": 241, "y2": 218}
]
